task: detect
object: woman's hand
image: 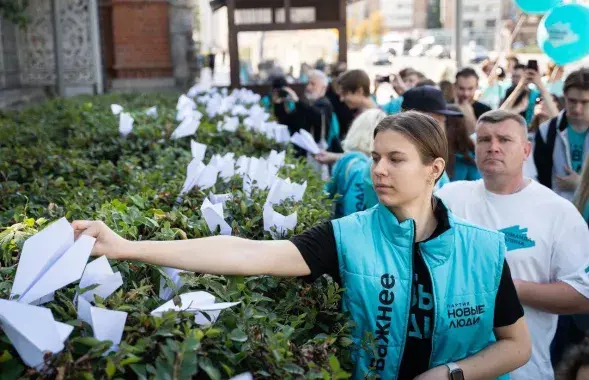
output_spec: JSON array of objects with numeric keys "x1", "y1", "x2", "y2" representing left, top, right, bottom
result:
[
  {"x1": 72, "y1": 220, "x2": 131, "y2": 260},
  {"x1": 314, "y1": 150, "x2": 342, "y2": 165}
]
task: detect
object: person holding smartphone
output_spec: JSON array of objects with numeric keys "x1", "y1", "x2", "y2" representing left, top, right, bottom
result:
[{"x1": 501, "y1": 60, "x2": 559, "y2": 126}]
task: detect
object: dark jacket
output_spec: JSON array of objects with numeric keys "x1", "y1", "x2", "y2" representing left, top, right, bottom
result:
[
  {"x1": 325, "y1": 84, "x2": 355, "y2": 138},
  {"x1": 273, "y1": 96, "x2": 337, "y2": 154}
]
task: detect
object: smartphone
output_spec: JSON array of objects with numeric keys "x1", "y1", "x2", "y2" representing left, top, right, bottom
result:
[
  {"x1": 527, "y1": 60, "x2": 538, "y2": 72},
  {"x1": 376, "y1": 75, "x2": 391, "y2": 83},
  {"x1": 278, "y1": 88, "x2": 289, "y2": 98}
]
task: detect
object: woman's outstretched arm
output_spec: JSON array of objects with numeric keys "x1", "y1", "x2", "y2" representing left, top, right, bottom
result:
[{"x1": 72, "y1": 220, "x2": 311, "y2": 277}]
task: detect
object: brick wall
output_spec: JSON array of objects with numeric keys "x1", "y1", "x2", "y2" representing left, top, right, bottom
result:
[{"x1": 110, "y1": 0, "x2": 173, "y2": 79}]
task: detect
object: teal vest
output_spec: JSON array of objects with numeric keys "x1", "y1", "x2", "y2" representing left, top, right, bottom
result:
[
  {"x1": 326, "y1": 152, "x2": 370, "y2": 218},
  {"x1": 332, "y1": 202, "x2": 507, "y2": 379}
]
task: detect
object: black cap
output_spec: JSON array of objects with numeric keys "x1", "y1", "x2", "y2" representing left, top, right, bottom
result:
[{"x1": 401, "y1": 85, "x2": 462, "y2": 116}]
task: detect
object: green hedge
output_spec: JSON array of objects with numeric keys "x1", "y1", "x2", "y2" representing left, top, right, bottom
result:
[{"x1": 0, "y1": 93, "x2": 354, "y2": 379}]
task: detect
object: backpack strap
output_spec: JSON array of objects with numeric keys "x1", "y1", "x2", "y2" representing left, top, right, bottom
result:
[{"x1": 534, "y1": 116, "x2": 558, "y2": 188}]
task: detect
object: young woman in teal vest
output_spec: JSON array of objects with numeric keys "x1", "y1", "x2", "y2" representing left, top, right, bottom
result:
[{"x1": 73, "y1": 112, "x2": 531, "y2": 379}]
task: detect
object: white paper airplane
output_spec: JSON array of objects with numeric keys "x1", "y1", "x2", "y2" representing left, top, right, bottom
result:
[
  {"x1": 159, "y1": 267, "x2": 188, "y2": 301},
  {"x1": 201, "y1": 198, "x2": 232, "y2": 235},
  {"x1": 191, "y1": 140, "x2": 207, "y2": 161},
  {"x1": 179, "y1": 158, "x2": 206, "y2": 195},
  {"x1": 110, "y1": 104, "x2": 123, "y2": 115},
  {"x1": 176, "y1": 94, "x2": 196, "y2": 111},
  {"x1": 209, "y1": 192, "x2": 232, "y2": 206},
  {"x1": 10, "y1": 218, "x2": 95, "y2": 305},
  {"x1": 151, "y1": 291, "x2": 240, "y2": 326},
  {"x1": 77, "y1": 297, "x2": 127, "y2": 352},
  {"x1": 0, "y1": 299, "x2": 73, "y2": 368},
  {"x1": 171, "y1": 113, "x2": 200, "y2": 140},
  {"x1": 119, "y1": 112, "x2": 134, "y2": 137},
  {"x1": 266, "y1": 177, "x2": 307, "y2": 205},
  {"x1": 78, "y1": 256, "x2": 123, "y2": 302},
  {"x1": 263, "y1": 204, "x2": 298, "y2": 240},
  {"x1": 290, "y1": 129, "x2": 320, "y2": 155},
  {"x1": 145, "y1": 106, "x2": 158, "y2": 118}
]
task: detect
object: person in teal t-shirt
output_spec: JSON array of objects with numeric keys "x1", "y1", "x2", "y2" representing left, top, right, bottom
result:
[{"x1": 568, "y1": 126, "x2": 588, "y2": 173}]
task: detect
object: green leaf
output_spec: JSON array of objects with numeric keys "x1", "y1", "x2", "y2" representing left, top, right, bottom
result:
[
  {"x1": 198, "y1": 357, "x2": 221, "y2": 380},
  {"x1": 229, "y1": 328, "x2": 248, "y2": 342},
  {"x1": 106, "y1": 357, "x2": 116, "y2": 378},
  {"x1": 283, "y1": 363, "x2": 305, "y2": 374}
]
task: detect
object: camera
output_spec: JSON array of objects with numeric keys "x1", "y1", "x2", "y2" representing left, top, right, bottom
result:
[{"x1": 277, "y1": 88, "x2": 289, "y2": 98}]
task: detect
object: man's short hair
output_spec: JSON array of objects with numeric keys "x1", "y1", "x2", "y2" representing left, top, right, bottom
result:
[
  {"x1": 564, "y1": 68, "x2": 589, "y2": 95},
  {"x1": 337, "y1": 69, "x2": 370, "y2": 96},
  {"x1": 455, "y1": 67, "x2": 479, "y2": 82},
  {"x1": 477, "y1": 109, "x2": 528, "y2": 136},
  {"x1": 307, "y1": 69, "x2": 328, "y2": 87},
  {"x1": 514, "y1": 63, "x2": 526, "y2": 71},
  {"x1": 399, "y1": 68, "x2": 419, "y2": 80}
]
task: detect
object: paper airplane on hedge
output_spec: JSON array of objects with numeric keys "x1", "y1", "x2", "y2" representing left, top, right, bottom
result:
[
  {"x1": 267, "y1": 150, "x2": 286, "y2": 168},
  {"x1": 290, "y1": 129, "x2": 320, "y2": 155},
  {"x1": 191, "y1": 140, "x2": 207, "y2": 161},
  {"x1": 217, "y1": 116, "x2": 239, "y2": 133},
  {"x1": 151, "y1": 291, "x2": 240, "y2": 326},
  {"x1": 266, "y1": 178, "x2": 307, "y2": 205},
  {"x1": 179, "y1": 158, "x2": 220, "y2": 195},
  {"x1": 176, "y1": 94, "x2": 196, "y2": 111},
  {"x1": 78, "y1": 256, "x2": 123, "y2": 302},
  {"x1": 0, "y1": 299, "x2": 74, "y2": 368},
  {"x1": 171, "y1": 113, "x2": 201, "y2": 140},
  {"x1": 145, "y1": 106, "x2": 158, "y2": 118},
  {"x1": 110, "y1": 104, "x2": 123, "y2": 116},
  {"x1": 230, "y1": 373, "x2": 254, "y2": 380},
  {"x1": 159, "y1": 267, "x2": 188, "y2": 301},
  {"x1": 119, "y1": 112, "x2": 134, "y2": 137},
  {"x1": 242, "y1": 158, "x2": 279, "y2": 196},
  {"x1": 265, "y1": 122, "x2": 290, "y2": 143},
  {"x1": 201, "y1": 198, "x2": 232, "y2": 235},
  {"x1": 187, "y1": 83, "x2": 209, "y2": 98},
  {"x1": 77, "y1": 297, "x2": 127, "y2": 353},
  {"x1": 10, "y1": 218, "x2": 95, "y2": 305},
  {"x1": 209, "y1": 192, "x2": 232, "y2": 206},
  {"x1": 210, "y1": 153, "x2": 235, "y2": 181},
  {"x1": 231, "y1": 104, "x2": 249, "y2": 116},
  {"x1": 263, "y1": 204, "x2": 297, "y2": 240}
]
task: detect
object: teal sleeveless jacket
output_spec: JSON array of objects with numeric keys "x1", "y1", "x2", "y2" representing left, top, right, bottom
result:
[
  {"x1": 326, "y1": 152, "x2": 370, "y2": 218},
  {"x1": 331, "y1": 202, "x2": 507, "y2": 379}
]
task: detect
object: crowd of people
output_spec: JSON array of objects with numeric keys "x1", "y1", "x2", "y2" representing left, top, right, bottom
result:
[{"x1": 74, "y1": 57, "x2": 589, "y2": 379}]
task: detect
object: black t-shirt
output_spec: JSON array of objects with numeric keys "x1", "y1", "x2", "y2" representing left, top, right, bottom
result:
[
  {"x1": 290, "y1": 204, "x2": 524, "y2": 377},
  {"x1": 472, "y1": 101, "x2": 492, "y2": 120}
]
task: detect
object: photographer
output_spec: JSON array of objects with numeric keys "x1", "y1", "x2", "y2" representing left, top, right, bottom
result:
[
  {"x1": 272, "y1": 70, "x2": 337, "y2": 152},
  {"x1": 377, "y1": 68, "x2": 421, "y2": 115}
]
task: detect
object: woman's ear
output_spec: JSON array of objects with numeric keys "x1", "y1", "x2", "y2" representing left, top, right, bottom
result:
[{"x1": 432, "y1": 157, "x2": 446, "y2": 181}]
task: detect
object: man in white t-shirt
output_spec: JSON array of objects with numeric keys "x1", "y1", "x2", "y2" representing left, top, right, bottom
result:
[{"x1": 436, "y1": 109, "x2": 589, "y2": 380}]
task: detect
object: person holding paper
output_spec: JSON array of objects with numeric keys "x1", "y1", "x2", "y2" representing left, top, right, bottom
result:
[{"x1": 73, "y1": 112, "x2": 531, "y2": 380}]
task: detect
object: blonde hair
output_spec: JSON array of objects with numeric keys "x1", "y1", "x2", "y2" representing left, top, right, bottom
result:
[
  {"x1": 573, "y1": 154, "x2": 589, "y2": 214},
  {"x1": 342, "y1": 109, "x2": 387, "y2": 155}
]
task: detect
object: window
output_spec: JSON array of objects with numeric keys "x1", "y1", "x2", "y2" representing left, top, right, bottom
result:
[
  {"x1": 464, "y1": 20, "x2": 474, "y2": 28},
  {"x1": 275, "y1": 7, "x2": 316, "y2": 23},
  {"x1": 486, "y1": 20, "x2": 496, "y2": 27},
  {"x1": 235, "y1": 9, "x2": 272, "y2": 25}
]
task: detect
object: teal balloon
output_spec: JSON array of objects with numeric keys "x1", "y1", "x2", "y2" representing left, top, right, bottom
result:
[
  {"x1": 537, "y1": 4, "x2": 589, "y2": 65},
  {"x1": 515, "y1": 0, "x2": 562, "y2": 14}
]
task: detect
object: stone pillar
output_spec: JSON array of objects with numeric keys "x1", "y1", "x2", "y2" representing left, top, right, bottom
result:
[{"x1": 168, "y1": 0, "x2": 197, "y2": 88}]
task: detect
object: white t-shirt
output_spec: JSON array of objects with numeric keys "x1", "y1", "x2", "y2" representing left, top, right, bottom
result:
[{"x1": 436, "y1": 179, "x2": 589, "y2": 380}]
